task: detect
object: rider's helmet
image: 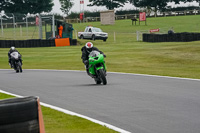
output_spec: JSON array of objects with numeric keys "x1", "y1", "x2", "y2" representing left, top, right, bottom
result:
[
  {"x1": 85, "y1": 42, "x2": 93, "y2": 52},
  {"x1": 10, "y1": 46, "x2": 15, "y2": 51}
]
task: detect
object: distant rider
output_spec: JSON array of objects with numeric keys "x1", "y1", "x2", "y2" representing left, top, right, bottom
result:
[
  {"x1": 81, "y1": 42, "x2": 106, "y2": 76},
  {"x1": 8, "y1": 46, "x2": 22, "y2": 68}
]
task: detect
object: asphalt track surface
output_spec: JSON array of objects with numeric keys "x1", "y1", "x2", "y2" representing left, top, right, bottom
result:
[{"x1": 0, "y1": 69, "x2": 200, "y2": 133}]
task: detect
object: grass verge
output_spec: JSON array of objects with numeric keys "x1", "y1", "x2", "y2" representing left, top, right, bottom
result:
[
  {"x1": 0, "y1": 40, "x2": 200, "y2": 79},
  {"x1": 1, "y1": 15, "x2": 200, "y2": 78},
  {"x1": 0, "y1": 92, "x2": 118, "y2": 133}
]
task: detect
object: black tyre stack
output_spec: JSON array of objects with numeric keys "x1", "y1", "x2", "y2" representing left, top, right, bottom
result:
[
  {"x1": 0, "y1": 96, "x2": 39, "y2": 133},
  {"x1": 143, "y1": 33, "x2": 200, "y2": 42}
]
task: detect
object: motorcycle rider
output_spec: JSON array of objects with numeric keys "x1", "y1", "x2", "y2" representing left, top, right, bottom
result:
[
  {"x1": 8, "y1": 46, "x2": 22, "y2": 68},
  {"x1": 81, "y1": 42, "x2": 106, "y2": 77}
]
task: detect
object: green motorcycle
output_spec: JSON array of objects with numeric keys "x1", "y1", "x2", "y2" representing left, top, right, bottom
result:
[{"x1": 88, "y1": 50, "x2": 107, "y2": 85}]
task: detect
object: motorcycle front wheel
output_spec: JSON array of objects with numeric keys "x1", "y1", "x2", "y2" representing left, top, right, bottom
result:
[
  {"x1": 99, "y1": 69, "x2": 107, "y2": 85},
  {"x1": 16, "y1": 62, "x2": 22, "y2": 73}
]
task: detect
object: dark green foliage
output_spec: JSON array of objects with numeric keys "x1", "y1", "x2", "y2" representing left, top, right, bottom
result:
[
  {"x1": 130, "y1": 0, "x2": 170, "y2": 10},
  {"x1": 59, "y1": 0, "x2": 74, "y2": 16},
  {"x1": 0, "y1": 0, "x2": 54, "y2": 14},
  {"x1": 67, "y1": 12, "x2": 80, "y2": 19},
  {"x1": 67, "y1": 11, "x2": 100, "y2": 19},
  {"x1": 88, "y1": 0, "x2": 128, "y2": 10},
  {"x1": 115, "y1": 9, "x2": 139, "y2": 15},
  {"x1": 54, "y1": 13, "x2": 65, "y2": 20},
  {"x1": 67, "y1": 9, "x2": 139, "y2": 19},
  {"x1": 165, "y1": 6, "x2": 200, "y2": 12},
  {"x1": 129, "y1": 0, "x2": 200, "y2": 11}
]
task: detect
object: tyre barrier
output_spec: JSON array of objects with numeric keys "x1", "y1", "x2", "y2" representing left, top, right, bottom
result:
[
  {"x1": 0, "y1": 39, "x2": 77, "y2": 48},
  {"x1": 0, "y1": 96, "x2": 45, "y2": 133},
  {"x1": 71, "y1": 39, "x2": 77, "y2": 46},
  {"x1": 143, "y1": 32, "x2": 200, "y2": 42}
]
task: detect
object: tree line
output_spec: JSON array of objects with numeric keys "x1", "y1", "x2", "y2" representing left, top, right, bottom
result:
[
  {"x1": 0, "y1": 0, "x2": 73, "y2": 15},
  {"x1": 0, "y1": 0, "x2": 199, "y2": 15}
]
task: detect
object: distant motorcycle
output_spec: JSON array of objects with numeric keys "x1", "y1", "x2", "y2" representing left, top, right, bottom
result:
[
  {"x1": 88, "y1": 50, "x2": 107, "y2": 85},
  {"x1": 10, "y1": 52, "x2": 22, "y2": 73}
]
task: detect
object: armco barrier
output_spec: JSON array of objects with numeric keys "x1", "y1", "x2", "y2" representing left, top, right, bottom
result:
[
  {"x1": 0, "y1": 96, "x2": 45, "y2": 133},
  {"x1": 0, "y1": 39, "x2": 77, "y2": 48},
  {"x1": 143, "y1": 32, "x2": 200, "y2": 42}
]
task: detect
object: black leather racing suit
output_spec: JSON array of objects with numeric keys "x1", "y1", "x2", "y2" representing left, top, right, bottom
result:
[{"x1": 8, "y1": 49, "x2": 22, "y2": 68}]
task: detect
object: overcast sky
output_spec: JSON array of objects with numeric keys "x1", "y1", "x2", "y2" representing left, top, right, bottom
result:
[{"x1": 52, "y1": 0, "x2": 199, "y2": 15}]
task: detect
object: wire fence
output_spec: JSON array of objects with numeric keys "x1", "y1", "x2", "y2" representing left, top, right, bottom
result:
[{"x1": 0, "y1": 13, "x2": 47, "y2": 40}]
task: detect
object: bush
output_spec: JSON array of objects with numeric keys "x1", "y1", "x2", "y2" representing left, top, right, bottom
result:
[
  {"x1": 67, "y1": 9, "x2": 140, "y2": 19},
  {"x1": 165, "y1": 6, "x2": 199, "y2": 12}
]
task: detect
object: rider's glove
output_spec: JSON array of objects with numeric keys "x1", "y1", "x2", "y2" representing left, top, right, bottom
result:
[
  {"x1": 84, "y1": 60, "x2": 88, "y2": 65},
  {"x1": 103, "y1": 54, "x2": 106, "y2": 58}
]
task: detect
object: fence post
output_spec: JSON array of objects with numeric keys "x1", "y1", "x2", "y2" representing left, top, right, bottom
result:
[
  {"x1": 52, "y1": 15, "x2": 55, "y2": 38},
  {"x1": 12, "y1": 14, "x2": 16, "y2": 40},
  {"x1": 136, "y1": 31, "x2": 139, "y2": 41},
  {"x1": 114, "y1": 31, "x2": 116, "y2": 42},
  {"x1": 38, "y1": 14, "x2": 43, "y2": 39},
  {"x1": 26, "y1": 15, "x2": 28, "y2": 39},
  {"x1": 1, "y1": 15, "x2": 3, "y2": 37},
  {"x1": 125, "y1": 14, "x2": 127, "y2": 19},
  {"x1": 20, "y1": 25, "x2": 22, "y2": 37}
]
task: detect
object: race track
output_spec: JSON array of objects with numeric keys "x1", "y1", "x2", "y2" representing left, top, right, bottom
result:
[{"x1": 0, "y1": 69, "x2": 200, "y2": 133}]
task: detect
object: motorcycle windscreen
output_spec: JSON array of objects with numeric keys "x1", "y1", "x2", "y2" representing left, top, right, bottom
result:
[
  {"x1": 10, "y1": 52, "x2": 19, "y2": 59},
  {"x1": 89, "y1": 51, "x2": 100, "y2": 57}
]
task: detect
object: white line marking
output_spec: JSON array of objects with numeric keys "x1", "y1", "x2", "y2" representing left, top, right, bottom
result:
[
  {"x1": 0, "y1": 69, "x2": 199, "y2": 132},
  {"x1": 0, "y1": 90, "x2": 131, "y2": 133}
]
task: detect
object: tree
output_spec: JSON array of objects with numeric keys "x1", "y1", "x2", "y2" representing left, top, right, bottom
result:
[
  {"x1": 130, "y1": 0, "x2": 200, "y2": 16},
  {"x1": 88, "y1": 0, "x2": 128, "y2": 10},
  {"x1": 130, "y1": 0, "x2": 172, "y2": 16},
  {"x1": 173, "y1": 0, "x2": 199, "y2": 3},
  {"x1": 0, "y1": 0, "x2": 54, "y2": 14},
  {"x1": 59, "y1": 0, "x2": 74, "y2": 16},
  {"x1": 0, "y1": 0, "x2": 8, "y2": 12}
]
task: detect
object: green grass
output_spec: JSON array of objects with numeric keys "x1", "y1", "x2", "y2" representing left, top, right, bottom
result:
[
  {"x1": 73, "y1": 15, "x2": 200, "y2": 43},
  {"x1": 0, "y1": 93, "x2": 117, "y2": 133},
  {"x1": 0, "y1": 15, "x2": 200, "y2": 133},
  {"x1": 0, "y1": 41, "x2": 200, "y2": 79},
  {"x1": 0, "y1": 93, "x2": 15, "y2": 99}
]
